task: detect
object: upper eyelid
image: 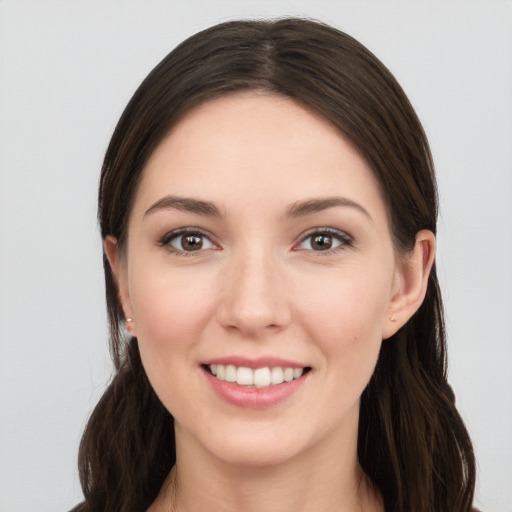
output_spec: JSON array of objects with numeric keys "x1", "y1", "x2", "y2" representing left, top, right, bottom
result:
[
  {"x1": 159, "y1": 227, "x2": 216, "y2": 244},
  {"x1": 296, "y1": 227, "x2": 353, "y2": 242}
]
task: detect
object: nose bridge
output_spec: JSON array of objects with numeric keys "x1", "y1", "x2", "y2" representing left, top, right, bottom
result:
[{"x1": 218, "y1": 242, "x2": 289, "y2": 335}]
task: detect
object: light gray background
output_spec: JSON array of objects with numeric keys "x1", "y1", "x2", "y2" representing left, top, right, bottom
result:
[{"x1": 1, "y1": 1, "x2": 511, "y2": 511}]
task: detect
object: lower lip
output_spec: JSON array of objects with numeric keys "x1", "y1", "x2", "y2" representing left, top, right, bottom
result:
[{"x1": 203, "y1": 369, "x2": 308, "y2": 409}]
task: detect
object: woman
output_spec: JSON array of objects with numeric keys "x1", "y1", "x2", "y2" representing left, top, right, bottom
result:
[{"x1": 74, "y1": 18, "x2": 476, "y2": 512}]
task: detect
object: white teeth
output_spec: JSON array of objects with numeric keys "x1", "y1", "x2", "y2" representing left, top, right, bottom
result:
[
  {"x1": 254, "y1": 367, "x2": 271, "y2": 387},
  {"x1": 236, "y1": 367, "x2": 253, "y2": 386},
  {"x1": 225, "y1": 364, "x2": 237, "y2": 382},
  {"x1": 208, "y1": 364, "x2": 306, "y2": 387},
  {"x1": 271, "y1": 367, "x2": 284, "y2": 385},
  {"x1": 283, "y1": 367, "x2": 294, "y2": 382}
]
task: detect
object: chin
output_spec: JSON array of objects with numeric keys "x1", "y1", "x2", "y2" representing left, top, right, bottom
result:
[
  {"x1": 190, "y1": 423, "x2": 308, "y2": 469},
  {"x1": 212, "y1": 442, "x2": 299, "y2": 468}
]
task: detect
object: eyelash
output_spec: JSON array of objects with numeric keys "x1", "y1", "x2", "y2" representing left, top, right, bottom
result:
[
  {"x1": 157, "y1": 228, "x2": 217, "y2": 257},
  {"x1": 295, "y1": 228, "x2": 354, "y2": 255},
  {"x1": 157, "y1": 227, "x2": 354, "y2": 256}
]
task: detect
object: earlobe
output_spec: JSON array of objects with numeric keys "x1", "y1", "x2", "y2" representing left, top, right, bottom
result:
[
  {"x1": 104, "y1": 236, "x2": 136, "y2": 334},
  {"x1": 383, "y1": 230, "x2": 436, "y2": 339}
]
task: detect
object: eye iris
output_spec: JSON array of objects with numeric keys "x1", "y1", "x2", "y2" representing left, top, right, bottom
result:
[
  {"x1": 181, "y1": 234, "x2": 203, "y2": 251},
  {"x1": 312, "y1": 234, "x2": 332, "y2": 250}
]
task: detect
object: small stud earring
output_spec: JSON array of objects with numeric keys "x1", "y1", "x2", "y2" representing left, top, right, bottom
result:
[
  {"x1": 390, "y1": 316, "x2": 397, "y2": 322},
  {"x1": 126, "y1": 317, "x2": 133, "y2": 323}
]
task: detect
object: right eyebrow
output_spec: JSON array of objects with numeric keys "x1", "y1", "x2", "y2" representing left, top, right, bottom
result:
[{"x1": 144, "y1": 195, "x2": 223, "y2": 218}]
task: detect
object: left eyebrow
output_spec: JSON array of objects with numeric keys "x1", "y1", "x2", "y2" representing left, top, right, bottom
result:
[{"x1": 284, "y1": 196, "x2": 373, "y2": 222}]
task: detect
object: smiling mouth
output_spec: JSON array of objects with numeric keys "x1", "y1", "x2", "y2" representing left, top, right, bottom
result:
[{"x1": 203, "y1": 364, "x2": 311, "y2": 388}]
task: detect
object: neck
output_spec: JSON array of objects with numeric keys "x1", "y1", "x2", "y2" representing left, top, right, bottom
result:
[{"x1": 153, "y1": 422, "x2": 383, "y2": 512}]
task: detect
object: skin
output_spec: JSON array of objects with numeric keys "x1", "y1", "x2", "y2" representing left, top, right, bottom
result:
[{"x1": 105, "y1": 93, "x2": 435, "y2": 512}]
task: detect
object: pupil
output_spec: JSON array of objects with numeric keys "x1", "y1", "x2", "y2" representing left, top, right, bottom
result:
[
  {"x1": 313, "y1": 234, "x2": 332, "y2": 250},
  {"x1": 182, "y1": 234, "x2": 202, "y2": 251}
]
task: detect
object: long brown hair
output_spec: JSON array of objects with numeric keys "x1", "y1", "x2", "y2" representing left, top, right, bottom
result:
[{"x1": 76, "y1": 18, "x2": 475, "y2": 512}]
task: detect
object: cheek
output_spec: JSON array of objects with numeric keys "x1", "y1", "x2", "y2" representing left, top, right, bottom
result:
[
  {"x1": 128, "y1": 264, "x2": 217, "y2": 364},
  {"x1": 300, "y1": 266, "x2": 391, "y2": 336},
  {"x1": 127, "y1": 265, "x2": 220, "y2": 416},
  {"x1": 296, "y1": 266, "x2": 392, "y2": 378}
]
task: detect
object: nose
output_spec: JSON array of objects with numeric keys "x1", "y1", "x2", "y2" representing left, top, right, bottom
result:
[{"x1": 216, "y1": 249, "x2": 291, "y2": 338}]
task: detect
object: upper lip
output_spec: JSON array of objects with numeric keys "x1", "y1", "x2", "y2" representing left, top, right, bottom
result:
[{"x1": 201, "y1": 356, "x2": 308, "y2": 369}]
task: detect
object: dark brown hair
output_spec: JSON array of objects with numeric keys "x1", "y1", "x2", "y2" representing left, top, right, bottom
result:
[{"x1": 76, "y1": 18, "x2": 475, "y2": 512}]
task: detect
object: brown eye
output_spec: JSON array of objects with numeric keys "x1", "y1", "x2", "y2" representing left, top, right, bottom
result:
[
  {"x1": 297, "y1": 229, "x2": 353, "y2": 253},
  {"x1": 180, "y1": 234, "x2": 204, "y2": 251},
  {"x1": 160, "y1": 230, "x2": 215, "y2": 254},
  {"x1": 311, "y1": 234, "x2": 333, "y2": 251}
]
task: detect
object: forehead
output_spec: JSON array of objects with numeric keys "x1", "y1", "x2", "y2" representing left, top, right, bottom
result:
[{"x1": 133, "y1": 93, "x2": 386, "y2": 220}]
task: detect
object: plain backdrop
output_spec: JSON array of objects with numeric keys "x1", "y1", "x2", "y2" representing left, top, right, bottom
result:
[{"x1": 0, "y1": 1, "x2": 511, "y2": 511}]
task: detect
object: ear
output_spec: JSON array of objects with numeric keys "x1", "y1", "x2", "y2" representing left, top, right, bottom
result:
[
  {"x1": 382, "y1": 230, "x2": 436, "y2": 339},
  {"x1": 104, "y1": 235, "x2": 136, "y2": 336}
]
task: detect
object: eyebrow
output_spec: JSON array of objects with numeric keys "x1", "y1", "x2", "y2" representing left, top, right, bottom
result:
[
  {"x1": 144, "y1": 195, "x2": 223, "y2": 217},
  {"x1": 285, "y1": 196, "x2": 372, "y2": 221},
  {"x1": 144, "y1": 194, "x2": 372, "y2": 221}
]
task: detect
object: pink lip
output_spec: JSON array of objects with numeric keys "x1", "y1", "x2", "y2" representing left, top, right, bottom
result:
[
  {"x1": 202, "y1": 366, "x2": 309, "y2": 409},
  {"x1": 202, "y1": 356, "x2": 306, "y2": 369}
]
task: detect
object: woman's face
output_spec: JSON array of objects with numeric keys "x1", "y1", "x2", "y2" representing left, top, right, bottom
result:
[{"x1": 110, "y1": 94, "x2": 409, "y2": 467}]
